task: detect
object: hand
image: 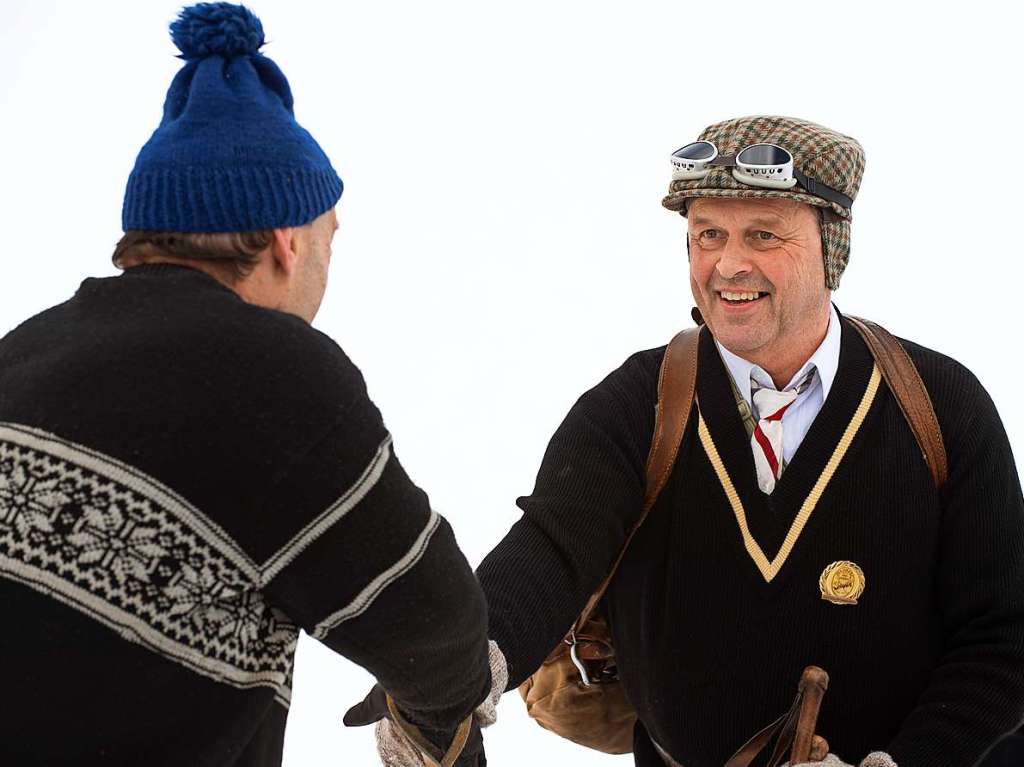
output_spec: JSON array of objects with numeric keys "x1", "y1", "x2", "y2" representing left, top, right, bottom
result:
[
  {"x1": 344, "y1": 638, "x2": 503, "y2": 765},
  {"x1": 789, "y1": 752, "x2": 896, "y2": 767},
  {"x1": 343, "y1": 641, "x2": 506, "y2": 767},
  {"x1": 475, "y1": 640, "x2": 508, "y2": 728},
  {"x1": 788, "y1": 756, "x2": 852, "y2": 767},
  {"x1": 344, "y1": 685, "x2": 483, "y2": 766},
  {"x1": 375, "y1": 717, "x2": 430, "y2": 767},
  {"x1": 344, "y1": 685, "x2": 426, "y2": 767}
]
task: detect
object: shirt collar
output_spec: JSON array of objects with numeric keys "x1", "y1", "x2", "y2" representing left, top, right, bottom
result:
[{"x1": 715, "y1": 302, "x2": 842, "y2": 407}]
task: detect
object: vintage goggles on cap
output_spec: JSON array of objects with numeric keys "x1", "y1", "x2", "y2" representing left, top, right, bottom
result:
[{"x1": 670, "y1": 140, "x2": 853, "y2": 210}]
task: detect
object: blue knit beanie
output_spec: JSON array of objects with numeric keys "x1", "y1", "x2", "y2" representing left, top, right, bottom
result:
[{"x1": 122, "y1": 3, "x2": 343, "y2": 233}]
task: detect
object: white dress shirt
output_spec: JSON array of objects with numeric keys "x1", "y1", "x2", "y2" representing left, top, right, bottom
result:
[{"x1": 714, "y1": 303, "x2": 842, "y2": 465}]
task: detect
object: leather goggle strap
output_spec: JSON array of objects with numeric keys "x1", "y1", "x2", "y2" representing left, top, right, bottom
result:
[
  {"x1": 573, "y1": 325, "x2": 702, "y2": 634},
  {"x1": 793, "y1": 169, "x2": 853, "y2": 211},
  {"x1": 705, "y1": 152, "x2": 853, "y2": 211},
  {"x1": 385, "y1": 694, "x2": 473, "y2": 767}
]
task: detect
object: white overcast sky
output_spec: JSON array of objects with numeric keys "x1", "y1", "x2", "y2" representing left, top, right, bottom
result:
[{"x1": 2, "y1": 1, "x2": 1022, "y2": 765}]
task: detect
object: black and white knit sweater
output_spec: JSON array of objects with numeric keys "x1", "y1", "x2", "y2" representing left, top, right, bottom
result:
[
  {"x1": 0, "y1": 264, "x2": 491, "y2": 766},
  {"x1": 477, "y1": 311, "x2": 1024, "y2": 767}
]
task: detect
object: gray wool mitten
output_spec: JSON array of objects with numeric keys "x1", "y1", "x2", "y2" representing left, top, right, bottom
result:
[
  {"x1": 859, "y1": 754, "x2": 898, "y2": 767},
  {"x1": 790, "y1": 752, "x2": 897, "y2": 767},
  {"x1": 373, "y1": 640, "x2": 508, "y2": 766},
  {"x1": 474, "y1": 640, "x2": 509, "y2": 727},
  {"x1": 373, "y1": 719, "x2": 424, "y2": 767}
]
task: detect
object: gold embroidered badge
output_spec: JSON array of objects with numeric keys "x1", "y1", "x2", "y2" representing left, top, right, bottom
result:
[{"x1": 819, "y1": 561, "x2": 865, "y2": 605}]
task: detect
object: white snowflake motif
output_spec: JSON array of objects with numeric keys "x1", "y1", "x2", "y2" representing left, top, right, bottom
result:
[
  {"x1": 164, "y1": 564, "x2": 263, "y2": 647},
  {"x1": 263, "y1": 608, "x2": 299, "y2": 647},
  {"x1": 0, "y1": 461, "x2": 71, "y2": 539},
  {"x1": 0, "y1": 432, "x2": 294, "y2": 701},
  {"x1": 66, "y1": 503, "x2": 167, "y2": 584},
  {"x1": 213, "y1": 589, "x2": 267, "y2": 647}
]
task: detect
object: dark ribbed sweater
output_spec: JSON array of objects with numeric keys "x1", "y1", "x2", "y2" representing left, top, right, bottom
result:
[
  {"x1": 477, "y1": 311, "x2": 1024, "y2": 767},
  {"x1": 0, "y1": 264, "x2": 490, "y2": 766}
]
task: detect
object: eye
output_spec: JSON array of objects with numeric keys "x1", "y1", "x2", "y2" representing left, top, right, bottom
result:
[
  {"x1": 753, "y1": 230, "x2": 778, "y2": 241},
  {"x1": 691, "y1": 228, "x2": 726, "y2": 250}
]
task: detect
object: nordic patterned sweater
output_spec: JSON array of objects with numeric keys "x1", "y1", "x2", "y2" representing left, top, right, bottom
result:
[
  {"x1": 477, "y1": 312, "x2": 1024, "y2": 767},
  {"x1": 0, "y1": 264, "x2": 491, "y2": 766}
]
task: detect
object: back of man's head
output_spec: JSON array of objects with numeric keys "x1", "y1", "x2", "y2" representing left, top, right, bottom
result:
[{"x1": 115, "y1": 3, "x2": 343, "y2": 320}]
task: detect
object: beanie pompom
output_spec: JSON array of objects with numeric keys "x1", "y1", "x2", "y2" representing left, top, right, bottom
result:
[
  {"x1": 126, "y1": 1, "x2": 343, "y2": 232},
  {"x1": 170, "y1": 3, "x2": 265, "y2": 60}
]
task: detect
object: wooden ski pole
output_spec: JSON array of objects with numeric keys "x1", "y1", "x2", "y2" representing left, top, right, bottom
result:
[{"x1": 790, "y1": 666, "x2": 830, "y2": 764}]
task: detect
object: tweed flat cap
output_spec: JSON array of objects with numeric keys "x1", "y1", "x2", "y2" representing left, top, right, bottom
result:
[
  {"x1": 662, "y1": 116, "x2": 866, "y2": 289},
  {"x1": 662, "y1": 115, "x2": 864, "y2": 219}
]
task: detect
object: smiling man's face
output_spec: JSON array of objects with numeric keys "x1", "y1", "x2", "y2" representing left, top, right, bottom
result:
[{"x1": 687, "y1": 197, "x2": 831, "y2": 375}]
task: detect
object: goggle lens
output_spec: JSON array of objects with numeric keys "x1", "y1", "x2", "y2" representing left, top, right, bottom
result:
[
  {"x1": 672, "y1": 141, "x2": 716, "y2": 161},
  {"x1": 668, "y1": 138, "x2": 852, "y2": 210},
  {"x1": 736, "y1": 144, "x2": 791, "y2": 166}
]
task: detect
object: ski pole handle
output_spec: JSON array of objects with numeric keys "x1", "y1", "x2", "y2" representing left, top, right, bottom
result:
[{"x1": 790, "y1": 666, "x2": 829, "y2": 764}]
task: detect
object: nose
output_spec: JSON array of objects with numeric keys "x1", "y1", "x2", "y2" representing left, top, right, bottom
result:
[{"x1": 715, "y1": 238, "x2": 753, "y2": 280}]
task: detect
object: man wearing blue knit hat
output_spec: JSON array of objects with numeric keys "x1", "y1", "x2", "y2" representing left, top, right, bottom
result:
[{"x1": 0, "y1": 4, "x2": 499, "y2": 766}]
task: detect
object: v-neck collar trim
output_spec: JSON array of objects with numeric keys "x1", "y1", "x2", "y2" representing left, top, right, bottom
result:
[
  {"x1": 694, "y1": 312, "x2": 881, "y2": 581},
  {"x1": 697, "y1": 366, "x2": 881, "y2": 582}
]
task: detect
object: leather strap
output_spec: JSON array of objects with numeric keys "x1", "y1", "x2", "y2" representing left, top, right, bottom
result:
[
  {"x1": 386, "y1": 694, "x2": 473, "y2": 767},
  {"x1": 573, "y1": 325, "x2": 703, "y2": 632},
  {"x1": 794, "y1": 169, "x2": 854, "y2": 211},
  {"x1": 652, "y1": 735, "x2": 687, "y2": 767},
  {"x1": 846, "y1": 316, "x2": 947, "y2": 488},
  {"x1": 723, "y1": 667, "x2": 829, "y2": 767},
  {"x1": 723, "y1": 706, "x2": 794, "y2": 767},
  {"x1": 572, "y1": 314, "x2": 944, "y2": 634}
]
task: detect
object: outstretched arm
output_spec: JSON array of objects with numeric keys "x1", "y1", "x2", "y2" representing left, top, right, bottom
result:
[
  {"x1": 257, "y1": 369, "x2": 492, "y2": 751},
  {"x1": 477, "y1": 350, "x2": 659, "y2": 688}
]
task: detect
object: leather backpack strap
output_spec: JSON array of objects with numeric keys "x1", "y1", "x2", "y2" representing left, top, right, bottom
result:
[
  {"x1": 573, "y1": 325, "x2": 702, "y2": 632},
  {"x1": 846, "y1": 316, "x2": 948, "y2": 488}
]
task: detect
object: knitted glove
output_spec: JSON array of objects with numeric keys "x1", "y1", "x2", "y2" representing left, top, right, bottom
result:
[
  {"x1": 348, "y1": 640, "x2": 508, "y2": 767},
  {"x1": 373, "y1": 718, "x2": 426, "y2": 767},
  {"x1": 359, "y1": 692, "x2": 484, "y2": 767},
  {"x1": 472, "y1": 640, "x2": 508, "y2": 727},
  {"x1": 790, "y1": 752, "x2": 897, "y2": 767}
]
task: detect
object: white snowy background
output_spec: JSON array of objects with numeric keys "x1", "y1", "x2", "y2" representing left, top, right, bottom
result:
[{"x1": 1, "y1": 1, "x2": 1021, "y2": 764}]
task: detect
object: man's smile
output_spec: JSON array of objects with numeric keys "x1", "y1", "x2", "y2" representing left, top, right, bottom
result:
[{"x1": 716, "y1": 289, "x2": 770, "y2": 309}]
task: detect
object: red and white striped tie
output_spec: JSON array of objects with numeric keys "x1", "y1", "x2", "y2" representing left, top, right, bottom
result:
[{"x1": 750, "y1": 368, "x2": 815, "y2": 494}]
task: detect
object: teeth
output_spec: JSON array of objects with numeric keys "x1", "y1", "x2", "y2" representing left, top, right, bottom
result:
[{"x1": 721, "y1": 291, "x2": 761, "y2": 301}]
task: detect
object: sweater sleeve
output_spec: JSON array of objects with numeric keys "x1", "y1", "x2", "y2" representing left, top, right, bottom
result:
[
  {"x1": 257, "y1": 370, "x2": 491, "y2": 733},
  {"x1": 886, "y1": 367, "x2": 1024, "y2": 766},
  {"x1": 476, "y1": 350, "x2": 660, "y2": 688}
]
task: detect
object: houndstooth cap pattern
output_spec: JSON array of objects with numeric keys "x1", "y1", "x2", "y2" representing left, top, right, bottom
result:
[{"x1": 663, "y1": 116, "x2": 865, "y2": 289}]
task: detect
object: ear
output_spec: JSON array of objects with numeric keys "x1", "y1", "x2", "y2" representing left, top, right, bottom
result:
[{"x1": 269, "y1": 227, "x2": 299, "y2": 275}]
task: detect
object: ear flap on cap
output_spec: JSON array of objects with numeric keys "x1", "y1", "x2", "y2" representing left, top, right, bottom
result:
[{"x1": 820, "y1": 210, "x2": 851, "y2": 290}]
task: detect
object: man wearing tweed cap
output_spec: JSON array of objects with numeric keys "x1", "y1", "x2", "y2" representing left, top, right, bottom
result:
[{"x1": 473, "y1": 116, "x2": 1024, "y2": 766}]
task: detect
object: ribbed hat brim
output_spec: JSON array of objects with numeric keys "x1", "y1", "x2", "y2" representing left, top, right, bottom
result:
[{"x1": 122, "y1": 165, "x2": 343, "y2": 232}]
